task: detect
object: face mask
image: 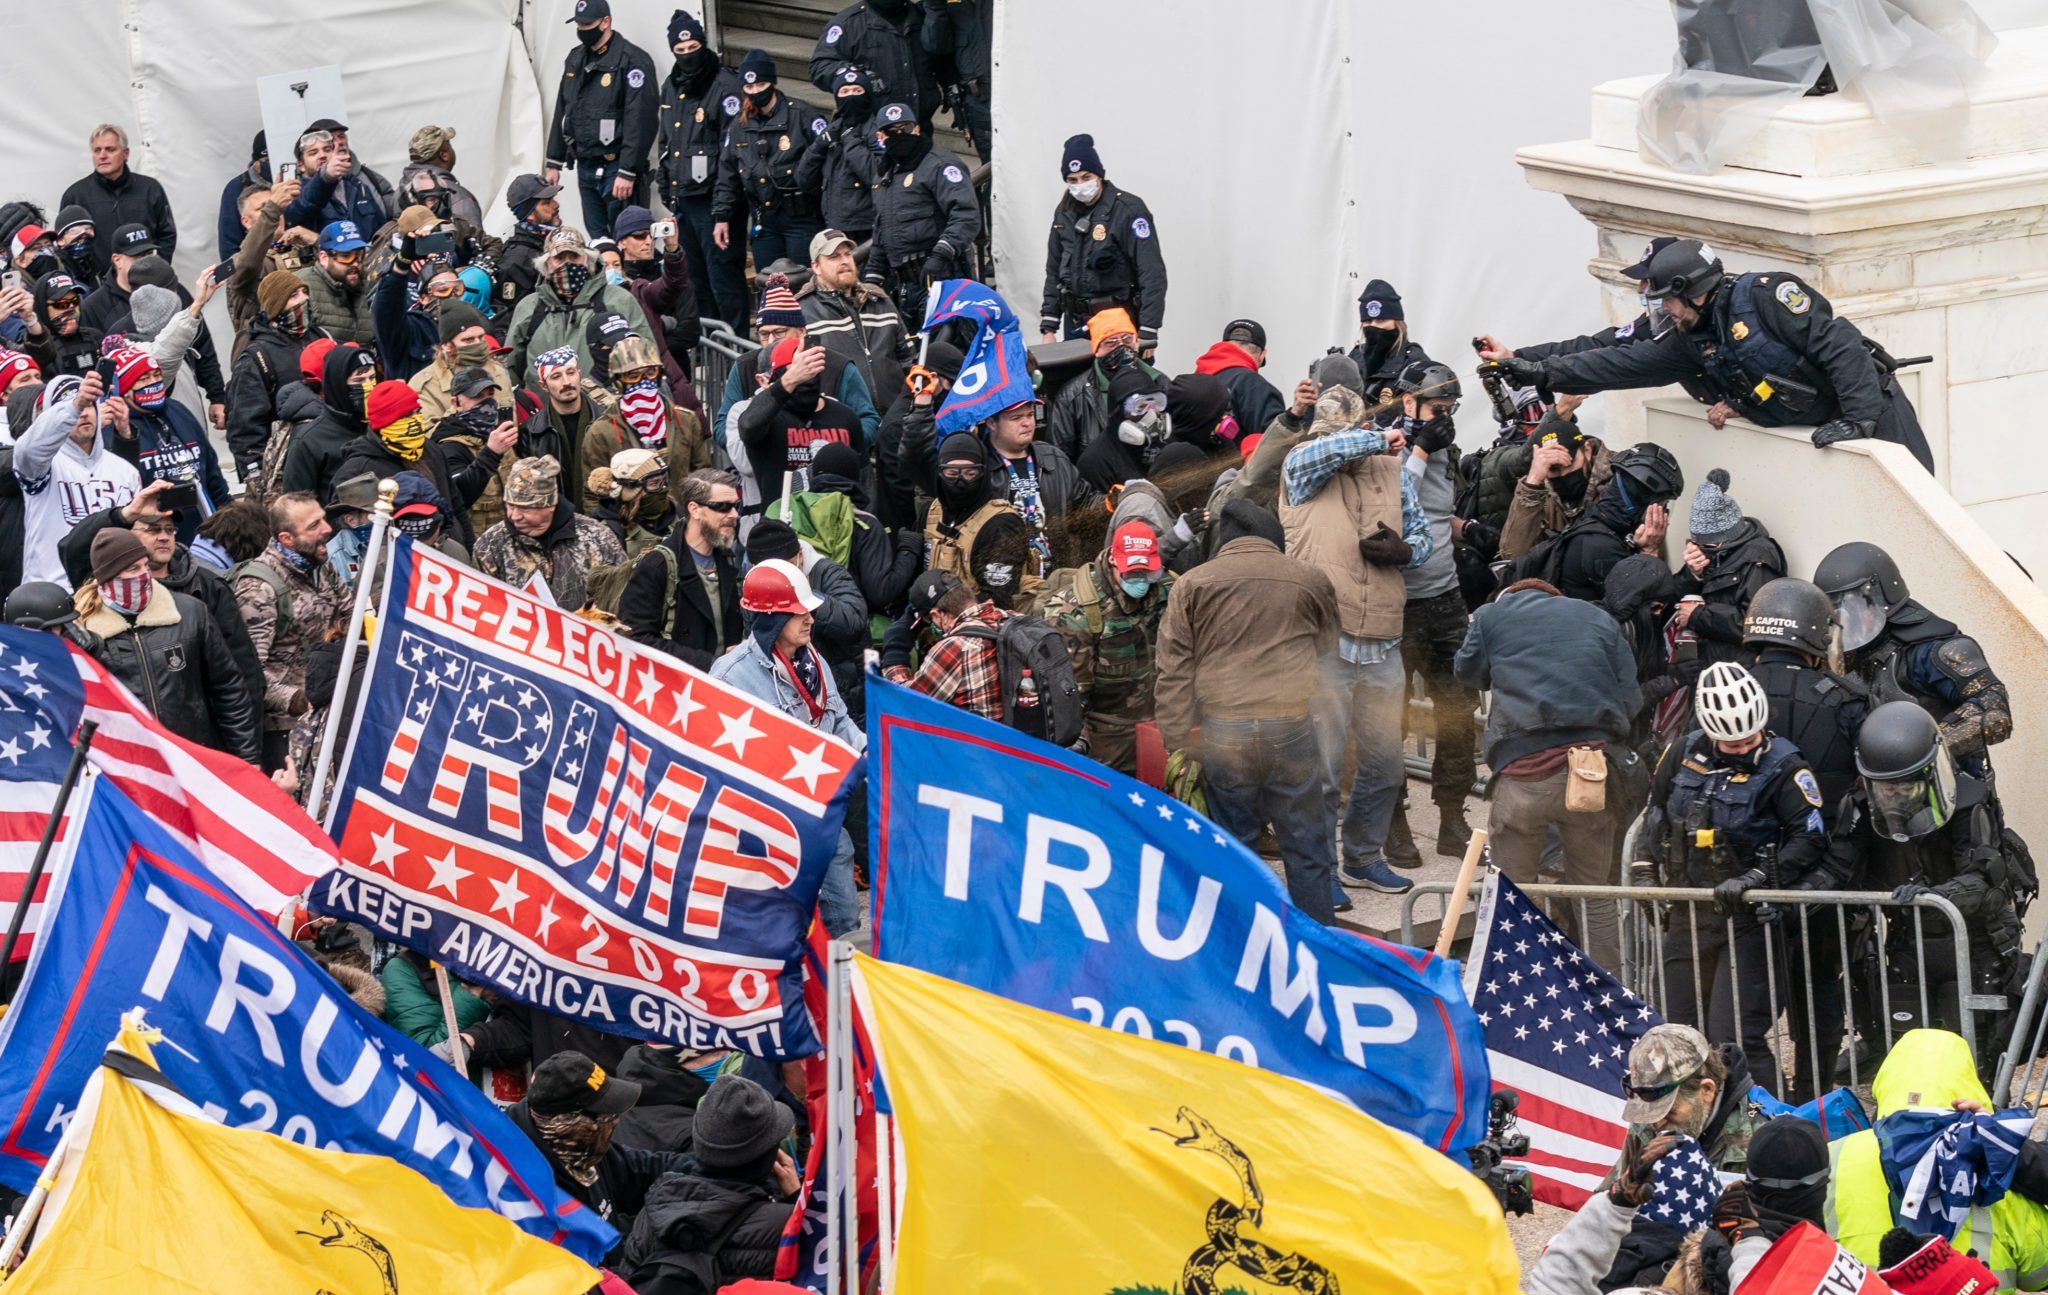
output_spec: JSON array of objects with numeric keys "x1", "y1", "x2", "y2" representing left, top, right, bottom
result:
[
  {"x1": 603, "y1": 267, "x2": 625, "y2": 286},
  {"x1": 1360, "y1": 328, "x2": 1397, "y2": 369},
  {"x1": 1215, "y1": 413, "x2": 1241, "y2": 443},
  {"x1": 676, "y1": 47, "x2": 718, "y2": 82},
  {"x1": 744, "y1": 89, "x2": 775, "y2": 114},
  {"x1": 1116, "y1": 411, "x2": 1167, "y2": 448},
  {"x1": 25, "y1": 251, "x2": 58, "y2": 279},
  {"x1": 379, "y1": 412, "x2": 429, "y2": 461},
  {"x1": 1119, "y1": 575, "x2": 1153, "y2": 599},
  {"x1": 131, "y1": 382, "x2": 169, "y2": 411},
  {"x1": 453, "y1": 339, "x2": 491, "y2": 366},
  {"x1": 551, "y1": 262, "x2": 590, "y2": 299},
  {"x1": 277, "y1": 301, "x2": 311, "y2": 336},
  {"x1": 100, "y1": 570, "x2": 153, "y2": 616},
  {"x1": 349, "y1": 381, "x2": 374, "y2": 421},
  {"x1": 349, "y1": 522, "x2": 374, "y2": 545},
  {"x1": 575, "y1": 23, "x2": 606, "y2": 48},
  {"x1": 62, "y1": 238, "x2": 94, "y2": 267},
  {"x1": 1067, "y1": 179, "x2": 1102, "y2": 205},
  {"x1": 882, "y1": 132, "x2": 920, "y2": 162},
  {"x1": 685, "y1": 1054, "x2": 729, "y2": 1082},
  {"x1": 1102, "y1": 346, "x2": 1138, "y2": 376},
  {"x1": 837, "y1": 91, "x2": 869, "y2": 119},
  {"x1": 1552, "y1": 467, "x2": 1589, "y2": 507},
  {"x1": 1411, "y1": 413, "x2": 1456, "y2": 453},
  {"x1": 938, "y1": 468, "x2": 984, "y2": 508}
]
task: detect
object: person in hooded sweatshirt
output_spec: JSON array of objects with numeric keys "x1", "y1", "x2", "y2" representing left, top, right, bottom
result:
[
  {"x1": 13, "y1": 373, "x2": 142, "y2": 587},
  {"x1": 1077, "y1": 365, "x2": 1170, "y2": 493},
  {"x1": 280, "y1": 343, "x2": 382, "y2": 502},
  {"x1": 19, "y1": 273, "x2": 102, "y2": 382},
  {"x1": 807, "y1": 439, "x2": 921, "y2": 619},
  {"x1": 1191, "y1": 319, "x2": 1284, "y2": 437},
  {"x1": 738, "y1": 335, "x2": 862, "y2": 514},
  {"x1": 104, "y1": 347, "x2": 232, "y2": 546},
  {"x1": 333, "y1": 380, "x2": 513, "y2": 549},
  {"x1": 620, "y1": 1074, "x2": 802, "y2": 1292},
  {"x1": 1672, "y1": 468, "x2": 1786, "y2": 677}
]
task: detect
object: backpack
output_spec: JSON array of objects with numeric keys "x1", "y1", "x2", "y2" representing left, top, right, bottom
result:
[
  {"x1": 954, "y1": 613, "x2": 1084, "y2": 747},
  {"x1": 621, "y1": 1192, "x2": 754, "y2": 1295},
  {"x1": 229, "y1": 557, "x2": 297, "y2": 645},
  {"x1": 1491, "y1": 516, "x2": 1600, "y2": 600},
  {"x1": 586, "y1": 543, "x2": 678, "y2": 620}
]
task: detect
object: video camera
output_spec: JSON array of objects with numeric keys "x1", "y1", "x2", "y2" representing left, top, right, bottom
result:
[{"x1": 1466, "y1": 1090, "x2": 1534, "y2": 1216}]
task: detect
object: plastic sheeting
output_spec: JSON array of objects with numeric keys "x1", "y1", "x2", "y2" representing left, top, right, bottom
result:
[{"x1": 1638, "y1": 0, "x2": 1998, "y2": 172}]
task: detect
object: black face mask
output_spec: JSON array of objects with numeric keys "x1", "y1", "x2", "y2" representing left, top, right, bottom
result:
[
  {"x1": 870, "y1": 0, "x2": 911, "y2": 14},
  {"x1": 837, "y1": 92, "x2": 870, "y2": 120},
  {"x1": 1359, "y1": 328, "x2": 1398, "y2": 372},
  {"x1": 744, "y1": 89, "x2": 775, "y2": 115},
  {"x1": 882, "y1": 132, "x2": 921, "y2": 162},
  {"x1": 1551, "y1": 467, "x2": 1590, "y2": 508},
  {"x1": 790, "y1": 379, "x2": 823, "y2": 408},
  {"x1": 1101, "y1": 346, "x2": 1139, "y2": 377},
  {"x1": 24, "y1": 251, "x2": 59, "y2": 279},
  {"x1": 61, "y1": 239, "x2": 95, "y2": 269},
  {"x1": 675, "y1": 47, "x2": 718, "y2": 86},
  {"x1": 576, "y1": 24, "x2": 606, "y2": 49},
  {"x1": 938, "y1": 469, "x2": 986, "y2": 512}
]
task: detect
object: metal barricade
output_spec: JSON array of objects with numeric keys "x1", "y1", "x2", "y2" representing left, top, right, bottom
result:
[
  {"x1": 1401, "y1": 880, "x2": 1991, "y2": 1089},
  {"x1": 692, "y1": 319, "x2": 758, "y2": 458},
  {"x1": 1994, "y1": 940, "x2": 2048, "y2": 1105}
]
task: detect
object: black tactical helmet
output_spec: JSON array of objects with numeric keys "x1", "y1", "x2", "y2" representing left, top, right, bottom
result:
[
  {"x1": 1742, "y1": 577, "x2": 1835, "y2": 656},
  {"x1": 3, "y1": 581, "x2": 78, "y2": 630},
  {"x1": 1854, "y1": 700, "x2": 1955, "y2": 841},
  {"x1": 1609, "y1": 441, "x2": 1685, "y2": 503},
  {"x1": 1394, "y1": 360, "x2": 1461, "y2": 402},
  {"x1": 1813, "y1": 542, "x2": 1909, "y2": 653},
  {"x1": 1642, "y1": 238, "x2": 1725, "y2": 302}
]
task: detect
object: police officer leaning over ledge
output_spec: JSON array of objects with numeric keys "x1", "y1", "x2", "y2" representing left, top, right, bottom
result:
[
  {"x1": 1039, "y1": 134, "x2": 1167, "y2": 349},
  {"x1": 1483, "y1": 239, "x2": 1934, "y2": 473},
  {"x1": 1645, "y1": 661, "x2": 1842, "y2": 1098}
]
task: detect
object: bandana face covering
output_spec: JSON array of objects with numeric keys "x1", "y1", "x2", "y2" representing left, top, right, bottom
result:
[
  {"x1": 101, "y1": 570, "x2": 154, "y2": 616},
  {"x1": 618, "y1": 378, "x2": 668, "y2": 447},
  {"x1": 533, "y1": 1111, "x2": 617, "y2": 1186},
  {"x1": 551, "y1": 262, "x2": 591, "y2": 300},
  {"x1": 379, "y1": 412, "x2": 430, "y2": 462}
]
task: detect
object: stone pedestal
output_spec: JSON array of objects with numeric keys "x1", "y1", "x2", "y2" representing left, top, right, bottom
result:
[{"x1": 1516, "y1": 27, "x2": 2048, "y2": 578}]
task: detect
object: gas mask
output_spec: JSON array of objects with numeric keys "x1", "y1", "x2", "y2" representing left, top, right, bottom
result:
[
  {"x1": 1117, "y1": 409, "x2": 1169, "y2": 449},
  {"x1": 1866, "y1": 748, "x2": 1958, "y2": 842}
]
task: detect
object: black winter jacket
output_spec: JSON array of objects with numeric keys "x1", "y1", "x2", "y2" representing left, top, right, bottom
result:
[
  {"x1": 621, "y1": 1169, "x2": 797, "y2": 1294},
  {"x1": 505, "y1": 1100, "x2": 690, "y2": 1267},
  {"x1": 59, "y1": 168, "x2": 177, "y2": 272},
  {"x1": 78, "y1": 582, "x2": 259, "y2": 763},
  {"x1": 225, "y1": 314, "x2": 325, "y2": 476},
  {"x1": 811, "y1": 465, "x2": 920, "y2": 616},
  {"x1": 810, "y1": 0, "x2": 940, "y2": 117},
  {"x1": 22, "y1": 276, "x2": 103, "y2": 381},
  {"x1": 331, "y1": 433, "x2": 504, "y2": 549},
  {"x1": 712, "y1": 94, "x2": 828, "y2": 223},
  {"x1": 620, "y1": 529, "x2": 743, "y2": 670}
]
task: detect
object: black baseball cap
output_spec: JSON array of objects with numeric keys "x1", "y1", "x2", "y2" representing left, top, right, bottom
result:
[
  {"x1": 110, "y1": 223, "x2": 157, "y2": 257},
  {"x1": 507, "y1": 173, "x2": 563, "y2": 216},
  {"x1": 568, "y1": 0, "x2": 611, "y2": 22},
  {"x1": 1621, "y1": 236, "x2": 1679, "y2": 280},
  {"x1": 906, "y1": 570, "x2": 962, "y2": 625},
  {"x1": 304, "y1": 117, "x2": 348, "y2": 135},
  {"x1": 1222, "y1": 318, "x2": 1266, "y2": 349},
  {"x1": 528, "y1": 1050, "x2": 641, "y2": 1117}
]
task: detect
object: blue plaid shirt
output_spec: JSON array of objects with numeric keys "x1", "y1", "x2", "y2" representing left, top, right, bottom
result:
[{"x1": 1281, "y1": 426, "x2": 1434, "y2": 663}]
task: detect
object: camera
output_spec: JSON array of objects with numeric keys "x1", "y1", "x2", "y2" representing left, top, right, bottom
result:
[{"x1": 1466, "y1": 1090, "x2": 1535, "y2": 1216}]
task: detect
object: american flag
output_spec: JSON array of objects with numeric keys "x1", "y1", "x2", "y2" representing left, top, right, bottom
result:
[
  {"x1": 1462, "y1": 870, "x2": 1663, "y2": 1209},
  {"x1": 0, "y1": 625, "x2": 338, "y2": 955}
]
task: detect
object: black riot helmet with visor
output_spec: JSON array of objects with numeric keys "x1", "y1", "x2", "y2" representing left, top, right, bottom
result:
[
  {"x1": 1813, "y1": 541, "x2": 1911, "y2": 653},
  {"x1": 1855, "y1": 700, "x2": 1957, "y2": 842},
  {"x1": 1641, "y1": 238, "x2": 1725, "y2": 304}
]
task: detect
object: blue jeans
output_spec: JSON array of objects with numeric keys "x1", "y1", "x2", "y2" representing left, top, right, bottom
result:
[
  {"x1": 1315, "y1": 650, "x2": 1407, "y2": 870},
  {"x1": 750, "y1": 208, "x2": 822, "y2": 274},
  {"x1": 818, "y1": 828, "x2": 858, "y2": 938},
  {"x1": 574, "y1": 161, "x2": 645, "y2": 240},
  {"x1": 676, "y1": 194, "x2": 751, "y2": 333},
  {"x1": 1199, "y1": 716, "x2": 1336, "y2": 925}
]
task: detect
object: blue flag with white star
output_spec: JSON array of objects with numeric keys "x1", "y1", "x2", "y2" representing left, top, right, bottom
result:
[{"x1": 866, "y1": 676, "x2": 1490, "y2": 1154}]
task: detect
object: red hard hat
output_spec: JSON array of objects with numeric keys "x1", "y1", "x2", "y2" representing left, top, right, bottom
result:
[{"x1": 740, "y1": 558, "x2": 824, "y2": 614}]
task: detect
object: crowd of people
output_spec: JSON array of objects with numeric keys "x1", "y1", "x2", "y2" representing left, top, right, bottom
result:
[{"x1": 0, "y1": 2, "x2": 2036, "y2": 1290}]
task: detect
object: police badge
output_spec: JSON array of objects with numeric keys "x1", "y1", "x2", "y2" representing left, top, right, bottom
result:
[{"x1": 1730, "y1": 321, "x2": 1750, "y2": 341}]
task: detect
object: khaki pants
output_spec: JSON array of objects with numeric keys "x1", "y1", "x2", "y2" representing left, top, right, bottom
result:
[{"x1": 1488, "y1": 766, "x2": 1619, "y2": 971}]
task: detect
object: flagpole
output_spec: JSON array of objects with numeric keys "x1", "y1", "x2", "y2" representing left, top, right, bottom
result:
[
  {"x1": 835, "y1": 939, "x2": 858, "y2": 1295},
  {"x1": 306, "y1": 479, "x2": 396, "y2": 827},
  {"x1": 433, "y1": 963, "x2": 469, "y2": 1075},
  {"x1": 825, "y1": 937, "x2": 846, "y2": 1295},
  {"x1": 0, "y1": 721, "x2": 96, "y2": 974},
  {"x1": 1432, "y1": 828, "x2": 1491, "y2": 961},
  {"x1": 876, "y1": 1111, "x2": 895, "y2": 1291},
  {"x1": 0, "y1": 1070, "x2": 87, "y2": 1268}
]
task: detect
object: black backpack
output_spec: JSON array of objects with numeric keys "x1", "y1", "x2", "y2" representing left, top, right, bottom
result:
[{"x1": 954, "y1": 613, "x2": 1084, "y2": 747}]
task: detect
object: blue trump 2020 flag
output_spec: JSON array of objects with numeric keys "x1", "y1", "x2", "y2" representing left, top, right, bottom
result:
[
  {"x1": 924, "y1": 278, "x2": 1035, "y2": 436},
  {"x1": 0, "y1": 774, "x2": 619, "y2": 1264},
  {"x1": 867, "y1": 677, "x2": 1490, "y2": 1153}
]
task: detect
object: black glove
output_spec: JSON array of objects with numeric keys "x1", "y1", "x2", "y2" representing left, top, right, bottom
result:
[
  {"x1": 922, "y1": 242, "x2": 954, "y2": 281},
  {"x1": 879, "y1": 610, "x2": 919, "y2": 670},
  {"x1": 1711, "y1": 1179, "x2": 1763, "y2": 1245},
  {"x1": 1460, "y1": 518, "x2": 1500, "y2": 559},
  {"x1": 1172, "y1": 508, "x2": 1209, "y2": 545},
  {"x1": 1713, "y1": 867, "x2": 1767, "y2": 917},
  {"x1": 1479, "y1": 356, "x2": 1548, "y2": 392},
  {"x1": 1357, "y1": 527, "x2": 1413, "y2": 567},
  {"x1": 1892, "y1": 882, "x2": 1933, "y2": 904},
  {"x1": 895, "y1": 525, "x2": 926, "y2": 556},
  {"x1": 1811, "y1": 418, "x2": 1874, "y2": 448},
  {"x1": 1411, "y1": 414, "x2": 1457, "y2": 454}
]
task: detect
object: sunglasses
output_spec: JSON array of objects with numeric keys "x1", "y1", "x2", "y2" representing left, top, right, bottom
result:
[
  {"x1": 697, "y1": 499, "x2": 739, "y2": 514},
  {"x1": 1620, "y1": 1061, "x2": 1702, "y2": 1104}
]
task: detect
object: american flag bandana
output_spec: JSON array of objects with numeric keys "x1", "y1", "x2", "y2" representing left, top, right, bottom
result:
[
  {"x1": 536, "y1": 346, "x2": 578, "y2": 372},
  {"x1": 619, "y1": 383, "x2": 668, "y2": 447}
]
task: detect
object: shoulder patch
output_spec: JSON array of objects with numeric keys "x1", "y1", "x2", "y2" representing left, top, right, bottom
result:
[
  {"x1": 722, "y1": 94, "x2": 741, "y2": 117},
  {"x1": 812, "y1": 116, "x2": 829, "y2": 136},
  {"x1": 1795, "y1": 767, "x2": 1824, "y2": 808},
  {"x1": 825, "y1": 23, "x2": 843, "y2": 42},
  {"x1": 1775, "y1": 280, "x2": 1811, "y2": 315},
  {"x1": 1131, "y1": 216, "x2": 1152, "y2": 239},
  {"x1": 942, "y1": 164, "x2": 964, "y2": 183},
  {"x1": 1615, "y1": 320, "x2": 1636, "y2": 339},
  {"x1": 626, "y1": 67, "x2": 645, "y2": 89}
]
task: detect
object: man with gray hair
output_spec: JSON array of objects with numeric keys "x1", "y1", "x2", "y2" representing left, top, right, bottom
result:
[
  {"x1": 621, "y1": 467, "x2": 744, "y2": 668},
  {"x1": 60, "y1": 124, "x2": 177, "y2": 274}
]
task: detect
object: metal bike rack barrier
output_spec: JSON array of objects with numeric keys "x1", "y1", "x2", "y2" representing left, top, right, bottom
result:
[
  {"x1": 1994, "y1": 940, "x2": 2048, "y2": 1106},
  {"x1": 691, "y1": 318, "x2": 759, "y2": 465},
  {"x1": 1401, "y1": 880, "x2": 1990, "y2": 1092}
]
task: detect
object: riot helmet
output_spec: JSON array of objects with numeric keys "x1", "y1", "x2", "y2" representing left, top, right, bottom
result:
[
  {"x1": 1742, "y1": 578, "x2": 1835, "y2": 658},
  {"x1": 3, "y1": 581, "x2": 78, "y2": 630},
  {"x1": 1642, "y1": 239, "x2": 1725, "y2": 303},
  {"x1": 1813, "y1": 542, "x2": 1909, "y2": 653},
  {"x1": 1609, "y1": 442, "x2": 1685, "y2": 506},
  {"x1": 1394, "y1": 360, "x2": 1462, "y2": 403},
  {"x1": 1854, "y1": 701, "x2": 1956, "y2": 842}
]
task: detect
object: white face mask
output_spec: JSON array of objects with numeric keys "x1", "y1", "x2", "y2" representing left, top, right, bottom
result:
[{"x1": 1067, "y1": 179, "x2": 1102, "y2": 205}]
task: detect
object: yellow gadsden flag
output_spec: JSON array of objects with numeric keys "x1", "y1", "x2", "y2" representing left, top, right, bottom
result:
[
  {"x1": 7, "y1": 1051, "x2": 599, "y2": 1295},
  {"x1": 852, "y1": 953, "x2": 1521, "y2": 1295}
]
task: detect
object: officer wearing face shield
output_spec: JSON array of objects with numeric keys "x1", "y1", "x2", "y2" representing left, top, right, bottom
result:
[
  {"x1": 1813, "y1": 541, "x2": 2010, "y2": 772},
  {"x1": 1482, "y1": 239, "x2": 1933, "y2": 472},
  {"x1": 1833, "y1": 701, "x2": 2030, "y2": 1040}
]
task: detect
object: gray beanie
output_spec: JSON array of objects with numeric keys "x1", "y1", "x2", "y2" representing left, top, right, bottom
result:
[
  {"x1": 1689, "y1": 467, "x2": 1742, "y2": 541},
  {"x1": 128, "y1": 285, "x2": 181, "y2": 340},
  {"x1": 1309, "y1": 351, "x2": 1363, "y2": 397}
]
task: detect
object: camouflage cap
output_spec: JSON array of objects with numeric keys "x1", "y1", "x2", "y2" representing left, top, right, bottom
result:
[
  {"x1": 1622, "y1": 1023, "x2": 1713, "y2": 1124},
  {"x1": 504, "y1": 455, "x2": 562, "y2": 509},
  {"x1": 407, "y1": 124, "x2": 456, "y2": 163}
]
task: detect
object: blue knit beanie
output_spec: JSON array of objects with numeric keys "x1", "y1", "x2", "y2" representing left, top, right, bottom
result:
[{"x1": 1060, "y1": 134, "x2": 1105, "y2": 179}]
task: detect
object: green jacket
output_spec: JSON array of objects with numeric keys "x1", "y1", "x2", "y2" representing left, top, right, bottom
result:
[
  {"x1": 380, "y1": 955, "x2": 491, "y2": 1047},
  {"x1": 506, "y1": 273, "x2": 653, "y2": 388}
]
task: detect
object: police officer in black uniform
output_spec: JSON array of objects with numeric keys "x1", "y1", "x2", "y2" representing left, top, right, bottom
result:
[
  {"x1": 713, "y1": 50, "x2": 830, "y2": 274},
  {"x1": 1486, "y1": 239, "x2": 1934, "y2": 472},
  {"x1": 655, "y1": 10, "x2": 748, "y2": 334},
  {"x1": 810, "y1": 0, "x2": 940, "y2": 127},
  {"x1": 797, "y1": 68, "x2": 884, "y2": 244},
  {"x1": 1501, "y1": 441, "x2": 1684, "y2": 603},
  {"x1": 545, "y1": 0, "x2": 659, "y2": 240},
  {"x1": 1347, "y1": 279, "x2": 1432, "y2": 413},
  {"x1": 1646, "y1": 661, "x2": 1840, "y2": 1097},
  {"x1": 865, "y1": 102, "x2": 979, "y2": 329},
  {"x1": 1038, "y1": 134, "x2": 1168, "y2": 349},
  {"x1": 1833, "y1": 701, "x2": 2030, "y2": 1049},
  {"x1": 1813, "y1": 541, "x2": 2011, "y2": 773},
  {"x1": 921, "y1": 0, "x2": 993, "y2": 162},
  {"x1": 1740, "y1": 577, "x2": 1869, "y2": 1100}
]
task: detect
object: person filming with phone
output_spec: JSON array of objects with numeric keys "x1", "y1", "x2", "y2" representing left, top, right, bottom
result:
[{"x1": 104, "y1": 344, "x2": 232, "y2": 545}]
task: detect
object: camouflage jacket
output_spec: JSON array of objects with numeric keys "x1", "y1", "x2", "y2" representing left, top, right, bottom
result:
[
  {"x1": 233, "y1": 545, "x2": 353, "y2": 732},
  {"x1": 1040, "y1": 557, "x2": 1173, "y2": 734},
  {"x1": 472, "y1": 510, "x2": 626, "y2": 612}
]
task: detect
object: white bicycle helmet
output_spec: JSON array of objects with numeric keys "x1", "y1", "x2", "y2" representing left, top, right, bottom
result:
[{"x1": 1694, "y1": 661, "x2": 1769, "y2": 742}]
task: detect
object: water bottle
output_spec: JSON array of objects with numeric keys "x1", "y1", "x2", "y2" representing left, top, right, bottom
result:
[{"x1": 1014, "y1": 667, "x2": 1045, "y2": 739}]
